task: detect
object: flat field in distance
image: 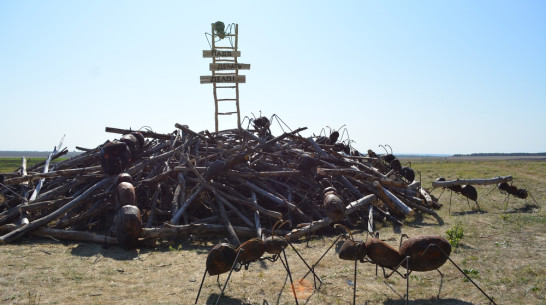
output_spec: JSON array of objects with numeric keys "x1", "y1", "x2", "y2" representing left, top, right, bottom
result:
[{"x1": 0, "y1": 158, "x2": 544, "y2": 305}]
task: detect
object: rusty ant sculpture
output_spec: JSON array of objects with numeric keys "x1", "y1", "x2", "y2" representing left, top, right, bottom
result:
[
  {"x1": 306, "y1": 224, "x2": 497, "y2": 305},
  {"x1": 194, "y1": 220, "x2": 321, "y2": 305},
  {"x1": 365, "y1": 233, "x2": 496, "y2": 305},
  {"x1": 434, "y1": 177, "x2": 480, "y2": 213},
  {"x1": 494, "y1": 182, "x2": 539, "y2": 210}
]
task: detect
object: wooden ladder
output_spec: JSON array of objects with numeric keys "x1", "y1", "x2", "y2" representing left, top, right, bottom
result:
[{"x1": 210, "y1": 24, "x2": 240, "y2": 132}]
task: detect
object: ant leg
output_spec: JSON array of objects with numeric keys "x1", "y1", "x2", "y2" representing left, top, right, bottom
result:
[
  {"x1": 281, "y1": 249, "x2": 299, "y2": 305},
  {"x1": 406, "y1": 257, "x2": 409, "y2": 305},
  {"x1": 437, "y1": 187, "x2": 446, "y2": 201},
  {"x1": 215, "y1": 249, "x2": 243, "y2": 305},
  {"x1": 352, "y1": 247, "x2": 357, "y2": 305},
  {"x1": 528, "y1": 191, "x2": 540, "y2": 208},
  {"x1": 436, "y1": 269, "x2": 444, "y2": 299},
  {"x1": 299, "y1": 235, "x2": 340, "y2": 286},
  {"x1": 194, "y1": 267, "x2": 208, "y2": 305},
  {"x1": 449, "y1": 190, "x2": 453, "y2": 214}
]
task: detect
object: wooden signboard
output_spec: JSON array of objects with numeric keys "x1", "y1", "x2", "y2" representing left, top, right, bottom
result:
[
  {"x1": 209, "y1": 63, "x2": 251, "y2": 71},
  {"x1": 203, "y1": 50, "x2": 241, "y2": 58},
  {"x1": 200, "y1": 75, "x2": 246, "y2": 84}
]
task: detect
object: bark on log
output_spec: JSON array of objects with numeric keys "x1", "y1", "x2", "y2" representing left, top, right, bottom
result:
[
  {"x1": 32, "y1": 228, "x2": 118, "y2": 246},
  {"x1": 431, "y1": 176, "x2": 513, "y2": 187},
  {"x1": 105, "y1": 126, "x2": 174, "y2": 141},
  {"x1": 141, "y1": 223, "x2": 289, "y2": 240},
  {"x1": 0, "y1": 176, "x2": 114, "y2": 244}
]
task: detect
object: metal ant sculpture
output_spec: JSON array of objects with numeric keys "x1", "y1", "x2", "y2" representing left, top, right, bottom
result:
[
  {"x1": 371, "y1": 233, "x2": 497, "y2": 305},
  {"x1": 241, "y1": 113, "x2": 296, "y2": 141},
  {"x1": 434, "y1": 177, "x2": 480, "y2": 213},
  {"x1": 493, "y1": 182, "x2": 539, "y2": 210},
  {"x1": 194, "y1": 220, "x2": 321, "y2": 305},
  {"x1": 314, "y1": 125, "x2": 359, "y2": 155},
  {"x1": 307, "y1": 226, "x2": 497, "y2": 305},
  {"x1": 204, "y1": 21, "x2": 236, "y2": 46},
  {"x1": 369, "y1": 145, "x2": 416, "y2": 183}
]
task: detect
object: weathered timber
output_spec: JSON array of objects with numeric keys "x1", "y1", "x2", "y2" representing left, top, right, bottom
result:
[
  {"x1": 0, "y1": 176, "x2": 114, "y2": 244},
  {"x1": 432, "y1": 176, "x2": 513, "y2": 187}
]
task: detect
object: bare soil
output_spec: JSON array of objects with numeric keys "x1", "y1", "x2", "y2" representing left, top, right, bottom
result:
[{"x1": 1, "y1": 160, "x2": 544, "y2": 305}]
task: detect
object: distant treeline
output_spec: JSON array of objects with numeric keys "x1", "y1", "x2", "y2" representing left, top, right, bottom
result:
[
  {"x1": 0, "y1": 151, "x2": 82, "y2": 158},
  {"x1": 453, "y1": 152, "x2": 546, "y2": 157}
]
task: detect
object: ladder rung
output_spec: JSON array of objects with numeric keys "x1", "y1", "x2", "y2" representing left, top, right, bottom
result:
[
  {"x1": 218, "y1": 99, "x2": 236, "y2": 101},
  {"x1": 218, "y1": 112, "x2": 237, "y2": 115},
  {"x1": 216, "y1": 86, "x2": 237, "y2": 89},
  {"x1": 214, "y1": 72, "x2": 236, "y2": 76},
  {"x1": 214, "y1": 46, "x2": 236, "y2": 50}
]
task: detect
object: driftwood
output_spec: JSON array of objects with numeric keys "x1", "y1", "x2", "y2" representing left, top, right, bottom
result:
[
  {"x1": 0, "y1": 119, "x2": 446, "y2": 246},
  {"x1": 432, "y1": 176, "x2": 513, "y2": 187}
]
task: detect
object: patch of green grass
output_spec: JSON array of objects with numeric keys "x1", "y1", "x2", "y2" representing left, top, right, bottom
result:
[
  {"x1": 462, "y1": 268, "x2": 480, "y2": 282},
  {"x1": 446, "y1": 223, "x2": 464, "y2": 247},
  {"x1": 0, "y1": 157, "x2": 68, "y2": 173}
]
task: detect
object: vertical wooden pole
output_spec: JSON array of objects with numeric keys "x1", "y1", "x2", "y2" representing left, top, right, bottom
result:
[
  {"x1": 212, "y1": 23, "x2": 219, "y2": 132},
  {"x1": 234, "y1": 24, "x2": 241, "y2": 128}
]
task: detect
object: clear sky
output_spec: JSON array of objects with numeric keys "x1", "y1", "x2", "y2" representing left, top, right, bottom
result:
[{"x1": 1, "y1": 1, "x2": 545, "y2": 154}]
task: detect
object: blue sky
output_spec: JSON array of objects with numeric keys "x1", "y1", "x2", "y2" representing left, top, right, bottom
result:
[{"x1": 1, "y1": 1, "x2": 545, "y2": 154}]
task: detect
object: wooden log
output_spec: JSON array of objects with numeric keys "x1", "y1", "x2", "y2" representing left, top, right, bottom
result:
[
  {"x1": 380, "y1": 183, "x2": 414, "y2": 216},
  {"x1": 345, "y1": 194, "x2": 377, "y2": 214},
  {"x1": 4, "y1": 165, "x2": 103, "y2": 185},
  {"x1": 27, "y1": 147, "x2": 68, "y2": 172},
  {"x1": 115, "y1": 205, "x2": 142, "y2": 250},
  {"x1": 0, "y1": 176, "x2": 115, "y2": 244},
  {"x1": 215, "y1": 192, "x2": 254, "y2": 228},
  {"x1": 241, "y1": 179, "x2": 310, "y2": 222},
  {"x1": 216, "y1": 196, "x2": 240, "y2": 246},
  {"x1": 141, "y1": 223, "x2": 289, "y2": 240},
  {"x1": 431, "y1": 176, "x2": 512, "y2": 187},
  {"x1": 105, "y1": 126, "x2": 174, "y2": 141},
  {"x1": 216, "y1": 190, "x2": 282, "y2": 219},
  {"x1": 19, "y1": 197, "x2": 72, "y2": 213},
  {"x1": 32, "y1": 227, "x2": 118, "y2": 246},
  {"x1": 251, "y1": 192, "x2": 262, "y2": 238},
  {"x1": 286, "y1": 194, "x2": 377, "y2": 241},
  {"x1": 315, "y1": 167, "x2": 407, "y2": 188},
  {"x1": 373, "y1": 181, "x2": 404, "y2": 217},
  {"x1": 170, "y1": 185, "x2": 205, "y2": 224}
]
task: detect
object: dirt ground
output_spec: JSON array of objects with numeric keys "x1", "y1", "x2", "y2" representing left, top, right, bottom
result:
[{"x1": 1, "y1": 160, "x2": 544, "y2": 304}]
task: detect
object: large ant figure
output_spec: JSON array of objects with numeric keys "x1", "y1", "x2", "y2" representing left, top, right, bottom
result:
[
  {"x1": 307, "y1": 225, "x2": 497, "y2": 305},
  {"x1": 194, "y1": 220, "x2": 321, "y2": 305}
]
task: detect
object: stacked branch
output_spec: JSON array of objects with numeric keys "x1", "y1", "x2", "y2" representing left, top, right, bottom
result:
[{"x1": 0, "y1": 119, "x2": 442, "y2": 247}]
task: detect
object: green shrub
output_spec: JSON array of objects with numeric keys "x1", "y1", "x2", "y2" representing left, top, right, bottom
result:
[{"x1": 446, "y1": 223, "x2": 464, "y2": 247}]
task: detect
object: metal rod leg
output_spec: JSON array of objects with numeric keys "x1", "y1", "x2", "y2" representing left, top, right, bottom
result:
[
  {"x1": 436, "y1": 269, "x2": 444, "y2": 298},
  {"x1": 282, "y1": 249, "x2": 299, "y2": 305},
  {"x1": 353, "y1": 252, "x2": 357, "y2": 305},
  {"x1": 215, "y1": 249, "x2": 243, "y2": 305},
  {"x1": 299, "y1": 235, "x2": 340, "y2": 284},
  {"x1": 194, "y1": 267, "x2": 208, "y2": 305},
  {"x1": 406, "y1": 257, "x2": 409, "y2": 305}
]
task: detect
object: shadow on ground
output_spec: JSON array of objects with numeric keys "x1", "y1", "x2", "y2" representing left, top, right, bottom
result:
[{"x1": 384, "y1": 298, "x2": 474, "y2": 305}]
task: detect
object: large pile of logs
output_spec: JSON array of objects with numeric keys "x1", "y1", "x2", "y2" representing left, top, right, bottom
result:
[{"x1": 0, "y1": 119, "x2": 443, "y2": 248}]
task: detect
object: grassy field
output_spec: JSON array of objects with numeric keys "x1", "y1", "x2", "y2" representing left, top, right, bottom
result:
[
  {"x1": 0, "y1": 158, "x2": 544, "y2": 304},
  {"x1": 0, "y1": 157, "x2": 68, "y2": 173}
]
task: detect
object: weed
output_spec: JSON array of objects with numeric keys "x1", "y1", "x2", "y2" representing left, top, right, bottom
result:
[
  {"x1": 446, "y1": 223, "x2": 464, "y2": 247},
  {"x1": 462, "y1": 268, "x2": 480, "y2": 282},
  {"x1": 27, "y1": 291, "x2": 41, "y2": 305},
  {"x1": 494, "y1": 241, "x2": 512, "y2": 247},
  {"x1": 500, "y1": 214, "x2": 510, "y2": 222}
]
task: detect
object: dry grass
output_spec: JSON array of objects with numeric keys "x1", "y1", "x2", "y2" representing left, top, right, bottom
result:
[{"x1": 1, "y1": 159, "x2": 544, "y2": 304}]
